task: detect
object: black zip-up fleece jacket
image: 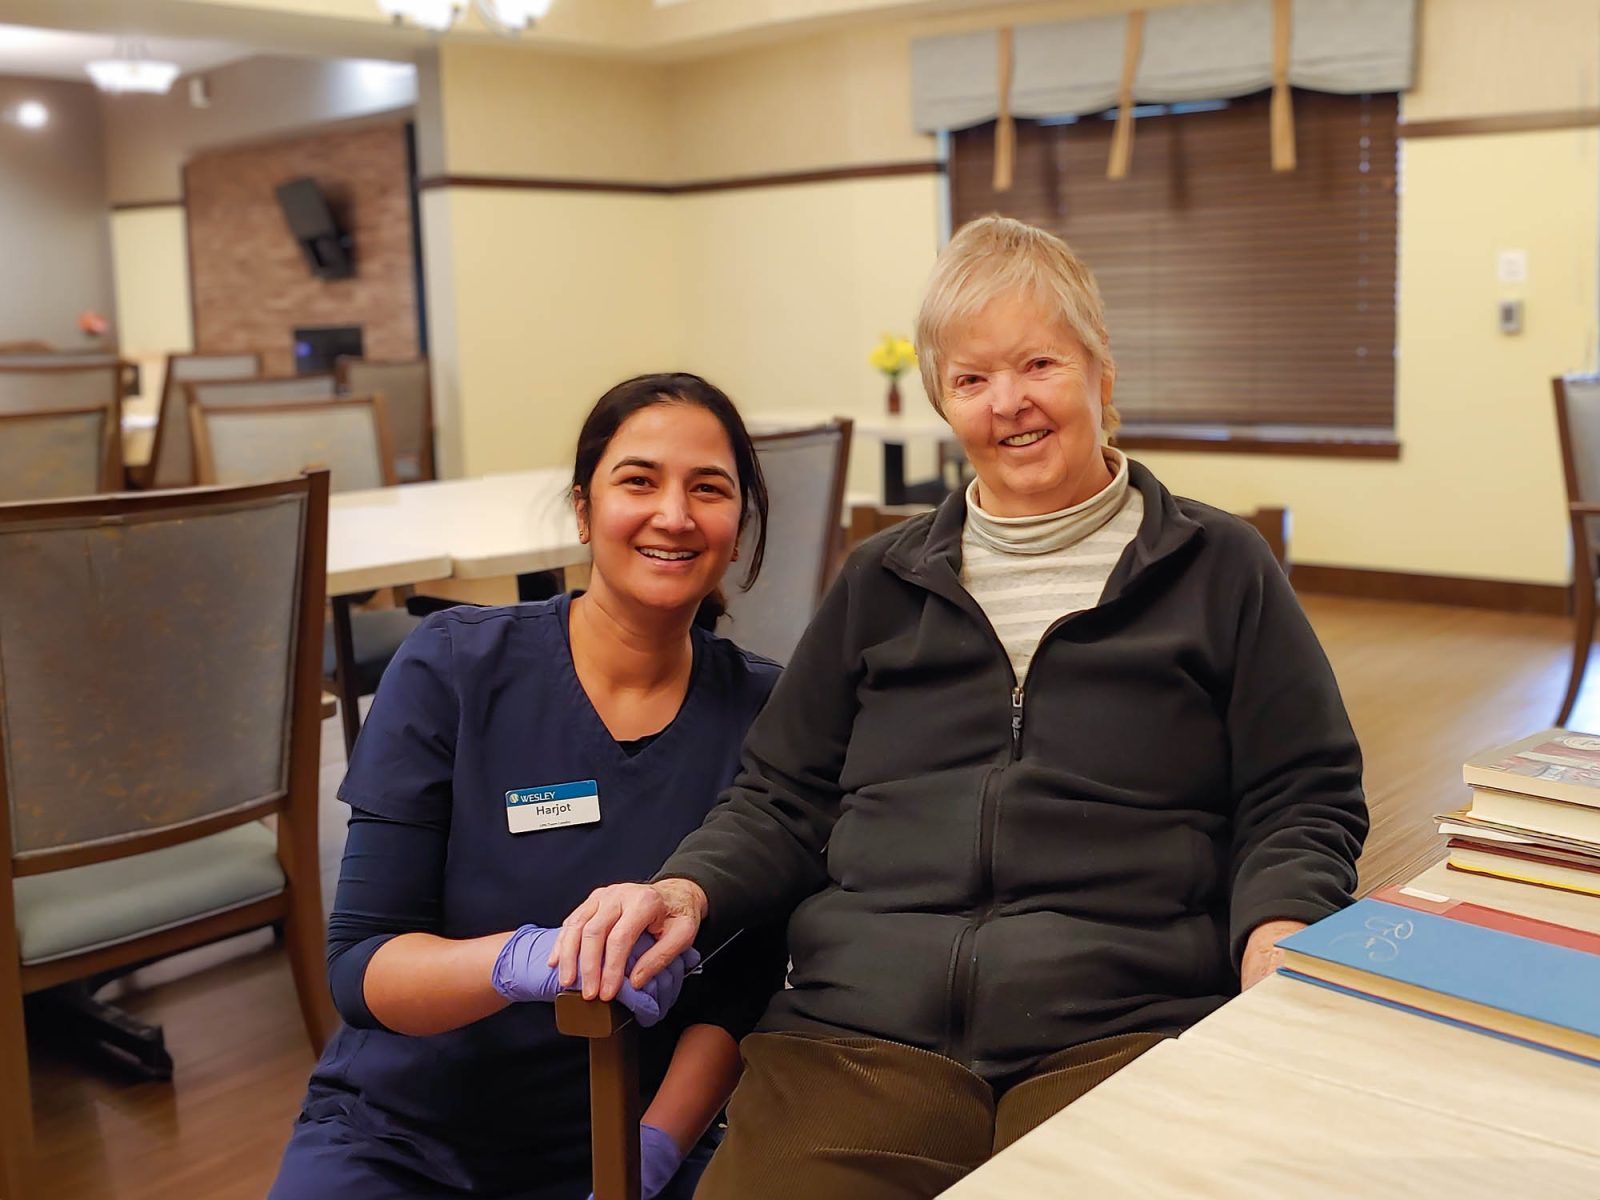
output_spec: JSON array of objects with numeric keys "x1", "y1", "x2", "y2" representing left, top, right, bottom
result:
[{"x1": 660, "y1": 461, "x2": 1367, "y2": 1084}]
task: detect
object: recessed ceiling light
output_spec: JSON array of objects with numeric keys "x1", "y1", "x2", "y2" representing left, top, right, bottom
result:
[{"x1": 14, "y1": 100, "x2": 47, "y2": 129}]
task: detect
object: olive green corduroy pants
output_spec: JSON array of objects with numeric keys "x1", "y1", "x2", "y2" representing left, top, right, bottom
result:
[{"x1": 695, "y1": 1030, "x2": 1166, "y2": 1199}]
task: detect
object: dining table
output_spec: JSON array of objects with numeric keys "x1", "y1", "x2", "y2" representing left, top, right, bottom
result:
[{"x1": 324, "y1": 468, "x2": 589, "y2": 751}]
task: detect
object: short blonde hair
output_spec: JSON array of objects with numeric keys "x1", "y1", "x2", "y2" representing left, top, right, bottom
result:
[{"x1": 915, "y1": 215, "x2": 1119, "y2": 435}]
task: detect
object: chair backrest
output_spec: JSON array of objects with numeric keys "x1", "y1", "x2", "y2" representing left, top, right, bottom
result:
[
  {"x1": 187, "y1": 374, "x2": 338, "y2": 408},
  {"x1": 191, "y1": 395, "x2": 396, "y2": 495},
  {"x1": 718, "y1": 419, "x2": 853, "y2": 664},
  {"x1": 0, "y1": 364, "x2": 121, "y2": 415},
  {"x1": 0, "y1": 409, "x2": 115, "y2": 503},
  {"x1": 1555, "y1": 376, "x2": 1600, "y2": 555},
  {"x1": 337, "y1": 357, "x2": 434, "y2": 482},
  {"x1": 148, "y1": 352, "x2": 263, "y2": 489},
  {"x1": 0, "y1": 472, "x2": 330, "y2": 873}
]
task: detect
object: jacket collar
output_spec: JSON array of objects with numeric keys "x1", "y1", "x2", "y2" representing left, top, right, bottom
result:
[{"x1": 882, "y1": 458, "x2": 1203, "y2": 607}]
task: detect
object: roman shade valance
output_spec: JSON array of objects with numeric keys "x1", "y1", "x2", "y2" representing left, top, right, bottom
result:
[{"x1": 910, "y1": 0, "x2": 1417, "y2": 133}]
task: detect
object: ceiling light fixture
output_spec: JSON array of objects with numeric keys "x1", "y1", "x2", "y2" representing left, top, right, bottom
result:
[
  {"x1": 377, "y1": 0, "x2": 552, "y2": 35},
  {"x1": 86, "y1": 39, "x2": 180, "y2": 94}
]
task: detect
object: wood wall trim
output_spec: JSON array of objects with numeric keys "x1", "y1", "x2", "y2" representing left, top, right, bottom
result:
[
  {"x1": 416, "y1": 159, "x2": 944, "y2": 198},
  {"x1": 1398, "y1": 109, "x2": 1600, "y2": 140},
  {"x1": 1115, "y1": 431, "x2": 1401, "y2": 459},
  {"x1": 1291, "y1": 563, "x2": 1569, "y2": 616},
  {"x1": 673, "y1": 161, "x2": 945, "y2": 194},
  {"x1": 110, "y1": 199, "x2": 185, "y2": 213},
  {"x1": 416, "y1": 174, "x2": 672, "y2": 195}
]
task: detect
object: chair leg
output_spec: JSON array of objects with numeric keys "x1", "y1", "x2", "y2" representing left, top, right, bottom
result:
[
  {"x1": 1558, "y1": 578, "x2": 1597, "y2": 726},
  {"x1": 281, "y1": 890, "x2": 337, "y2": 1055},
  {"x1": 282, "y1": 866, "x2": 338, "y2": 1055},
  {"x1": 0, "y1": 965, "x2": 35, "y2": 1197},
  {"x1": 329, "y1": 595, "x2": 363, "y2": 757}
]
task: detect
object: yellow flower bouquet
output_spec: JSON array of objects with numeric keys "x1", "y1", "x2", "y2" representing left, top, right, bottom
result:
[
  {"x1": 868, "y1": 334, "x2": 917, "y2": 380},
  {"x1": 869, "y1": 333, "x2": 917, "y2": 415}
]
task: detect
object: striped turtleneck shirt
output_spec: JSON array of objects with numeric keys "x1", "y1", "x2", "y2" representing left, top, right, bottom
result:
[{"x1": 959, "y1": 447, "x2": 1143, "y2": 683}]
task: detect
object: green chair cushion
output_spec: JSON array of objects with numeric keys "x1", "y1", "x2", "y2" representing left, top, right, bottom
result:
[{"x1": 14, "y1": 822, "x2": 285, "y2": 965}]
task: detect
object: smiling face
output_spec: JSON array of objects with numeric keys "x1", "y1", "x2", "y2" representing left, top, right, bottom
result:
[
  {"x1": 575, "y1": 402, "x2": 743, "y2": 618},
  {"x1": 940, "y1": 292, "x2": 1114, "y2": 517}
]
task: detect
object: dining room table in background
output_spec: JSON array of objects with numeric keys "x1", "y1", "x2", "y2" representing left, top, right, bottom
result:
[{"x1": 324, "y1": 468, "x2": 588, "y2": 751}]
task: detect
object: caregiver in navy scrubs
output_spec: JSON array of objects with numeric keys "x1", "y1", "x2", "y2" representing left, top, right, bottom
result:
[{"x1": 270, "y1": 373, "x2": 785, "y2": 1200}]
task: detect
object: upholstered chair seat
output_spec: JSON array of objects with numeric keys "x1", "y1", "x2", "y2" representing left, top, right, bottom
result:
[{"x1": 13, "y1": 824, "x2": 282, "y2": 966}]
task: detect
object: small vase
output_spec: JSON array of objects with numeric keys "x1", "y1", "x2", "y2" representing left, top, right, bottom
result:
[{"x1": 885, "y1": 377, "x2": 902, "y2": 416}]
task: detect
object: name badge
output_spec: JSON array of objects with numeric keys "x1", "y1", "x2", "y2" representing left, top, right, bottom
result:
[{"x1": 505, "y1": 780, "x2": 601, "y2": 834}]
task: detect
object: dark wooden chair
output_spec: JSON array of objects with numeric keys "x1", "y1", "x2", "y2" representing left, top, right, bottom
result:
[
  {"x1": 556, "y1": 993, "x2": 643, "y2": 1200},
  {"x1": 0, "y1": 407, "x2": 122, "y2": 502},
  {"x1": 1553, "y1": 375, "x2": 1600, "y2": 724},
  {"x1": 1241, "y1": 506, "x2": 1289, "y2": 571},
  {"x1": 191, "y1": 395, "x2": 419, "y2": 754},
  {"x1": 190, "y1": 393, "x2": 398, "y2": 496},
  {"x1": 337, "y1": 357, "x2": 436, "y2": 483},
  {"x1": 140, "y1": 351, "x2": 263, "y2": 489},
  {"x1": 0, "y1": 472, "x2": 338, "y2": 1196}
]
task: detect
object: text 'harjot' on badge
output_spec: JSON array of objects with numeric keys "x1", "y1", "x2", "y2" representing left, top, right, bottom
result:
[{"x1": 505, "y1": 779, "x2": 601, "y2": 834}]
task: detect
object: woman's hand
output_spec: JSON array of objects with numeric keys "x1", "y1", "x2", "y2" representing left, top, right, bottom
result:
[
  {"x1": 1240, "y1": 918, "x2": 1306, "y2": 990},
  {"x1": 492, "y1": 925, "x2": 698, "y2": 1026},
  {"x1": 552, "y1": 878, "x2": 709, "y2": 1001}
]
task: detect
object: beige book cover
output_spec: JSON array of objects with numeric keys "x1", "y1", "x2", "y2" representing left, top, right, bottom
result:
[
  {"x1": 1406, "y1": 859, "x2": 1600, "y2": 935},
  {"x1": 1463, "y1": 790, "x2": 1600, "y2": 846},
  {"x1": 1463, "y1": 728, "x2": 1600, "y2": 809}
]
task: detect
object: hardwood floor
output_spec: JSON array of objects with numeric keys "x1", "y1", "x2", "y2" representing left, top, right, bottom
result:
[{"x1": 25, "y1": 594, "x2": 1596, "y2": 1198}]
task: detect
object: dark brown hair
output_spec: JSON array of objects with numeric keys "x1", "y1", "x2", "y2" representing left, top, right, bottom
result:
[{"x1": 571, "y1": 373, "x2": 768, "y2": 611}]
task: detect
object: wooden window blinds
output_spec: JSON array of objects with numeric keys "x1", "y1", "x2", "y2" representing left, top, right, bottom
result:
[{"x1": 949, "y1": 90, "x2": 1398, "y2": 430}]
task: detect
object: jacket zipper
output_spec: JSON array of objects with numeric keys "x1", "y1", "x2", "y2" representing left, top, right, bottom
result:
[
  {"x1": 945, "y1": 615, "x2": 1081, "y2": 1067},
  {"x1": 1010, "y1": 685, "x2": 1024, "y2": 760}
]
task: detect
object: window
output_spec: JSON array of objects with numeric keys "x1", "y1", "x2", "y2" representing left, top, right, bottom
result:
[{"x1": 949, "y1": 90, "x2": 1398, "y2": 433}]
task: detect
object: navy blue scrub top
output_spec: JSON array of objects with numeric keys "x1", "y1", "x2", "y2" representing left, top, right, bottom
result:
[{"x1": 295, "y1": 594, "x2": 783, "y2": 1196}]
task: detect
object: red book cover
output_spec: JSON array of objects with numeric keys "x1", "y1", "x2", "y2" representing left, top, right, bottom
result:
[{"x1": 1372, "y1": 882, "x2": 1600, "y2": 956}]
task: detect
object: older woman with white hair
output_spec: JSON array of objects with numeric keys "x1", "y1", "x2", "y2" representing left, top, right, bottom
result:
[{"x1": 553, "y1": 215, "x2": 1367, "y2": 1198}]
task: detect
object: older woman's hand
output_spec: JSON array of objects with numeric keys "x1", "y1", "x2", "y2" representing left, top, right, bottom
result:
[
  {"x1": 551, "y1": 878, "x2": 709, "y2": 1001},
  {"x1": 1239, "y1": 918, "x2": 1307, "y2": 990}
]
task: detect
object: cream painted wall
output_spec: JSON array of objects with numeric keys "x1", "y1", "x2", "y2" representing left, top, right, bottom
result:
[
  {"x1": 109, "y1": 207, "x2": 194, "y2": 357},
  {"x1": 1404, "y1": 0, "x2": 1599, "y2": 122},
  {"x1": 676, "y1": 176, "x2": 942, "y2": 495},
  {"x1": 436, "y1": 43, "x2": 671, "y2": 181},
  {"x1": 667, "y1": 24, "x2": 932, "y2": 178},
  {"x1": 439, "y1": 188, "x2": 683, "y2": 476}
]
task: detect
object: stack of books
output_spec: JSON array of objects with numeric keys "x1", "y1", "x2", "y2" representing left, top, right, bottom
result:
[
  {"x1": 1272, "y1": 728, "x2": 1600, "y2": 1068},
  {"x1": 1441, "y1": 728, "x2": 1600, "y2": 898}
]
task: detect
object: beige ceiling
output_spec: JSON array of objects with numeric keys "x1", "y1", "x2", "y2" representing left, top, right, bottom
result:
[{"x1": 0, "y1": 0, "x2": 1199, "y2": 64}]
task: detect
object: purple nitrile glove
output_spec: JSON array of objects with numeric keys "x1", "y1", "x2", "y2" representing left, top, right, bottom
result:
[
  {"x1": 490, "y1": 926, "x2": 699, "y2": 1028},
  {"x1": 587, "y1": 1122, "x2": 686, "y2": 1200},
  {"x1": 623, "y1": 932, "x2": 699, "y2": 1020}
]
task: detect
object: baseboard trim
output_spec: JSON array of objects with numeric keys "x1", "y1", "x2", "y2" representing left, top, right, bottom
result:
[{"x1": 1291, "y1": 564, "x2": 1569, "y2": 616}]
